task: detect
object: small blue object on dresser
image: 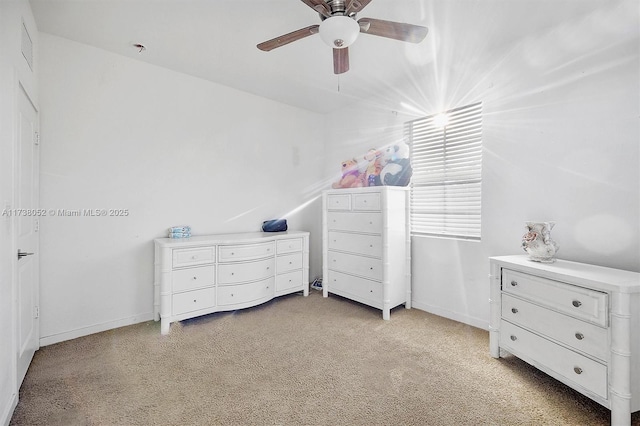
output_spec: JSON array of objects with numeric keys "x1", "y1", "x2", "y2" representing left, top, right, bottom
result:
[
  {"x1": 262, "y1": 219, "x2": 287, "y2": 232},
  {"x1": 169, "y1": 225, "x2": 191, "y2": 233},
  {"x1": 168, "y1": 225, "x2": 191, "y2": 238},
  {"x1": 169, "y1": 232, "x2": 191, "y2": 239}
]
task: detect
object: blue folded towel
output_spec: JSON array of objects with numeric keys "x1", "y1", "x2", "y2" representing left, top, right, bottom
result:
[
  {"x1": 169, "y1": 226, "x2": 191, "y2": 233},
  {"x1": 169, "y1": 231, "x2": 191, "y2": 239}
]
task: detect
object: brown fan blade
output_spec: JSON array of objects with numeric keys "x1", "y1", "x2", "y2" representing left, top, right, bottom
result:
[
  {"x1": 257, "y1": 25, "x2": 320, "y2": 51},
  {"x1": 299, "y1": 0, "x2": 332, "y2": 18},
  {"x1": 333, "y1": 47, "x2": 349, "y2": 74},
  {"x1": 358, "y1": 18, "x2": 428, "y2": 43},
  {"x1": 345, "y1": 0, "x2": 372, "y2": 15}
]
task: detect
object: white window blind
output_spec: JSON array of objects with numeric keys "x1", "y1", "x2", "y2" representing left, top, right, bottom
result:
[{"x1": 406, "y1": 101, "x2": 483, "y2": 240}]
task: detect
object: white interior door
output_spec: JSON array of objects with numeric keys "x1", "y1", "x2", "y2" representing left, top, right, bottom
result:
[{"x1": 16, "y1": 83, "x2": 39, "y2": 386}]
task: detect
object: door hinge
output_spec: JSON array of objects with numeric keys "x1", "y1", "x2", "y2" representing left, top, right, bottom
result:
[
  {"x1": 34, "y1": 219, "x2": 39, "y2": 232},
  {"x1": 35, "y1": 132, "x2": 40, "y2": 146},
  {"x1": 34, "y1": 306, "x2": 39, "y2": 319}
]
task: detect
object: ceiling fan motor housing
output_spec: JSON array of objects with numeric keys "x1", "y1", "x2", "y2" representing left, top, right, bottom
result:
[{"x1": 326, "y1": 0, "x2": 347, "y2": 15}]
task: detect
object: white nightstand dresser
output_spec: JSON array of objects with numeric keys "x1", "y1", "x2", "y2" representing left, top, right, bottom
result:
[
  {"x1": 322, "y1": 186, "x2": 411, "y2": 319},
  {"x1": 154, "y1": 231, "x2": 309, "y2": 335},
  {"x1": 489, "y1": 255, "x2": 640, "y2": 425}
]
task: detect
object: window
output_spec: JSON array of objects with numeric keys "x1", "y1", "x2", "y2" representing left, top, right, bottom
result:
[{"x1": 406, "y1": 101, "x2": 483, "y2": 240}]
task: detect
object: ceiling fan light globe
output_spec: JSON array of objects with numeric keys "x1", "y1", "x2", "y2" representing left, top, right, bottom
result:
[{"x1": 319, "y1": 16, "x2": 360, "y2": 49}]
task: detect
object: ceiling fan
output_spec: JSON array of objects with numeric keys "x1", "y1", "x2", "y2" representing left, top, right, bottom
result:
[{"x1": 257, "y1": 0, "x2": 428, "y2": 74}]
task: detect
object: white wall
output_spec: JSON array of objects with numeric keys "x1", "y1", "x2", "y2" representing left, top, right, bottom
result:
[
  {"x1": 38, "y1": 34, "x2": 325, "y2": 345},
  {"x1": 324, "y1": 0, "x2": 639, "y2": 328},
  {"x1": 0, "y1": 1, "x2": 38, "y2": 424}
]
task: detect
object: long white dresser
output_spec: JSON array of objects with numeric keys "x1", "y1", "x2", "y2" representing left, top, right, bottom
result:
[
  {"x1": 489, "y1": 255, "x2": 640, "y2": 426},
  {"x1": 322, "y1": 186, "x2": 410, "y2": 319},
  {"x1": 154, "y1": 231, "x2": 309, "y2": 335}
]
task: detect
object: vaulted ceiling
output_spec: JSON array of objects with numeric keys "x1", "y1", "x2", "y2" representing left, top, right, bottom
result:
[{"x1": 29, "y1": 0, "x2": 618, "y2": 114}]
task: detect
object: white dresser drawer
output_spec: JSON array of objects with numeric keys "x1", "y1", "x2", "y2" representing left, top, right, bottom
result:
[
  {"x1": 503, "y1": 269, "x2": 608, "y2": 327},
  {"x1": 276, "y1": 270, "x2": 303, "y2": 292},
  {"x1": 172, "y1": 265, "x2": 215, "y2": 293},
  {"x1": 502, "y1": 294, "x2": 608, "y2": 361},
  {"x1": 172, "y1": 247, "x2": 215, "y2": 268},
  {"x1": 218, "y1": 257, "x2": 274, "y2": 285},
  {"x1": 277, "y1": 238, "x2": 302, "y2": 254},
  {"x1": 172, "y1": 287, "x2": 215, "y2": 315},
  {"x1": 328, "y1": 270, "x2": 382, "y2": 306},
  {"x1": 500, "y1": 320, "x2": 608, "y2": 399},
  {"x1": 326, "y1": 194, "x2": 351, "y2": 210},
  {"x1": 328, "y1": 251, "x2": 382, "y2": 281},
  {"x1": 277, "y1": 253, "x2": 302, "y2": 273},
  {"x1": 217, "y1": 277, "x2": 274, "y2": 306},
  {"x1": 328, "y1": 231, "x2": 382, "y2": 258},
  {"x1": 327, "y1": 212, "x2": 382, "y2": 234},
  {"x1": 218, "y1": 241, "x2": 274, "y2": 262},
  {"x1": 353, "y1": 193, "x2": 381, "y2": 211}
]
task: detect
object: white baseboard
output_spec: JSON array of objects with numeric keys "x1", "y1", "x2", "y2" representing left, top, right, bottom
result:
[
  {"x1": 1, "y1": 391, "x2": 17, "y2": 426},
  {"x1": 411, "y1": 300, "x2": 489, "y2": 331},
  {"x1": 39, "y1": 313, "x2": 155, "y2": 347}
]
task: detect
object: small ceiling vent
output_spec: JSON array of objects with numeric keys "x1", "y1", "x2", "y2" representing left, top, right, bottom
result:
[{"x1": 21, "y1": 21, "x2": 33, "y2": 71}]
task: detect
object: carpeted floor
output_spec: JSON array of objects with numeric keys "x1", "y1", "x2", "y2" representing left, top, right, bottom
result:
[{"x1": 10, "y1": 290, "x2": 639, "y2": 425}]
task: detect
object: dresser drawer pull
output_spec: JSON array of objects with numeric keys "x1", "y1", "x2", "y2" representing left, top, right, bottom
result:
[
  {"x1": 575, "y1": 332, "x2": 584, "y2": 340},
  {"x1": 510, "y1": 280, "x2": 517, "y2": 286},
  {"x1": 572, "y1": 300, "x2": 582, "y2": 308},
  {"x1": 193, "y1": 276, "x2": 197, "y2": 280},
  {"x1": 511, "y1": 308, "x2": 518, "y2": 314},
  {"x1": 191, "y1": 255, "x2": 197, "y2": 260},
  {"x1": 574, "y1": 367, "x2": 583, "y2": 375},
  {"x1": 510, "y1": 335, "x2": 517, "y2": 341}
]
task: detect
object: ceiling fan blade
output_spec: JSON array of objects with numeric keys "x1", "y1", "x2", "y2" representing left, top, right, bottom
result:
[
  {"x1": 358, "y1": 17, "x2": 428, "y2": 43},
  {"x1": 345, "y1": 0, "x2": 372, "y2": 15},
  {"x1": 299, "y1": 0, "x2": 332, "y2": 18},
  {"x1": 333, "y1": 47, "x2": 349, "y2": 74},
  {"x1": 257, "y1": 25, "x2": 320, "y2": 52}
]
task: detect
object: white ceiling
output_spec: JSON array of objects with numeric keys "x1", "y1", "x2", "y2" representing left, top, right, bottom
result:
[{"x1": 29, "y1": 0, "x2": 615, "y2": 114}]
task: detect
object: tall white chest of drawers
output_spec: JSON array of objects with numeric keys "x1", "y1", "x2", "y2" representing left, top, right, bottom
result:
[
  {"x1": 489, "y1": 255, "x2": 640, "y2": 425},
  {"x1": 154, "y1": 231, "x2": 309, "y2": 335},
  {"x1": 322, "y1": 187, "x2": 410, "y2": 319}
]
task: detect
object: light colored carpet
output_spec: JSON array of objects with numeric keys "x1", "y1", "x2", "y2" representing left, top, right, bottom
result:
[{"x1": 10, "y1": 290, "x2": 639, "y2": 425}]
